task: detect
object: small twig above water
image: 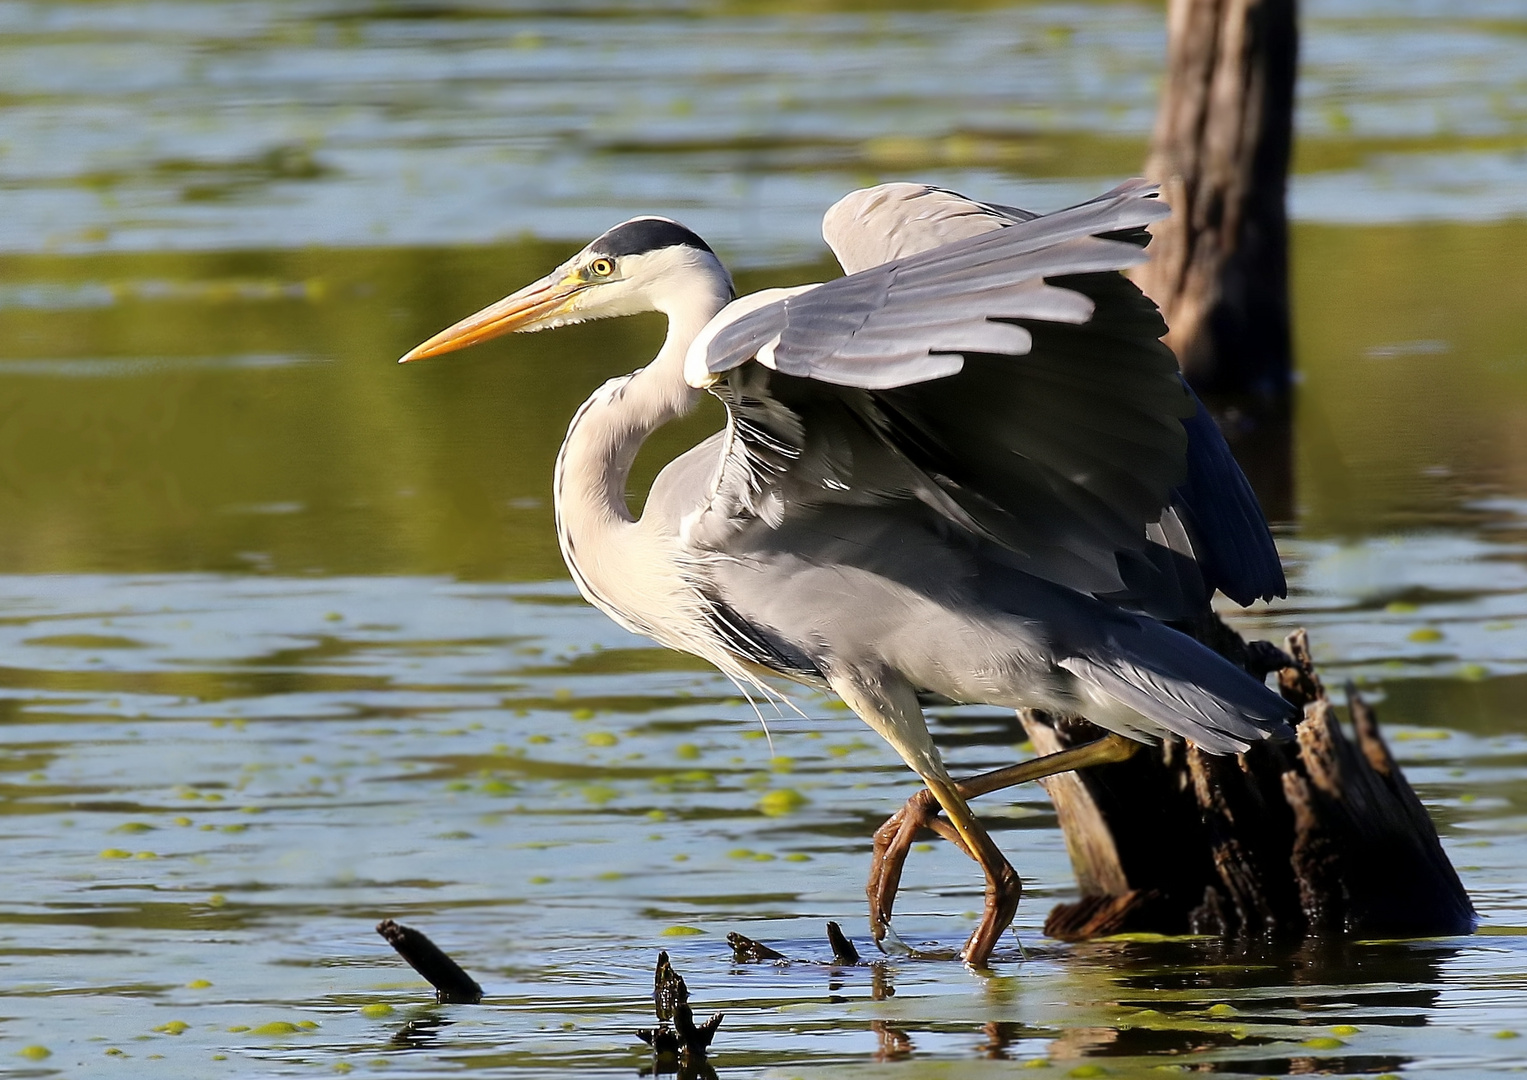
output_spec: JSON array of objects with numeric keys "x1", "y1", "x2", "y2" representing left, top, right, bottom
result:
[
  {"x1": 825, "y1": 921, "x2": 861, "y2": 965},
  {"x1": 726, "y1": 932, "x2": 786, "y2": 963},
  {"x1": 727, "y1": 923, "x2": 865, "y2": 966},
  {"x1": 375, "y1": 919, "x2": 484, "y2": 1004}
]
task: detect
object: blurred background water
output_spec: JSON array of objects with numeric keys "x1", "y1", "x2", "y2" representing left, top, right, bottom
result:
[{"x1": 1, "y1": 0, "x2": 1525, "y2": 1077}]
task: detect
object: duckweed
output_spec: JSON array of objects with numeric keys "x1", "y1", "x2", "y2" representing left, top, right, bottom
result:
[
  {"x1": 759, "y1": 788, "x2": 807, "y2": 816},
  {"x1": 1302, "y1": 1036, "x2": 1346, "y2": 1049},
  {"x1": 252, "y1": 1021, "x2": 302, "y2": 1035}
]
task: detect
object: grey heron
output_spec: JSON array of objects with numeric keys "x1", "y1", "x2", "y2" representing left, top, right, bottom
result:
[{"x1": 401, "y1": 180, "x2": 1295, "y2": 967}]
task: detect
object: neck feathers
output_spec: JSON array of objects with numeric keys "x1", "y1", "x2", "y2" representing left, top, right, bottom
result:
[{"x1": 551, "y1": 267, "x2": 726, "y2": 643}]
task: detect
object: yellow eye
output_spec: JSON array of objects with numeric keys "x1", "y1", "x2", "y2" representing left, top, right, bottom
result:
[{"x1": 589, "y1": 258, "x2": 614, "y2": 277}]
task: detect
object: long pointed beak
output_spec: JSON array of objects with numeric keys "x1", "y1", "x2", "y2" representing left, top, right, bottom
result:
[{"x1": 398, "y1": 271, "x2": 581, "y2": 363}]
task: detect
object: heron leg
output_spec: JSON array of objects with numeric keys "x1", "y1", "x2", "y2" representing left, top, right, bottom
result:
[
  {"x1": 829, "y1": 668, "x2": 1021, "y2": 968},
  {"x1": 866, "y1": 732, "x2": 1140, "y2": 955}
]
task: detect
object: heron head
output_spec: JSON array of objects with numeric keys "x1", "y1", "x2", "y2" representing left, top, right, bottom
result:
[{"x1": 399, "y1": 217, "x2": 733, "y2": 362}]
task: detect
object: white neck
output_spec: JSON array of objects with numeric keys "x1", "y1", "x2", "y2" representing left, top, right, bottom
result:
[{"x1": 552, "y1": 258, "x2": 730, "y2": 638}]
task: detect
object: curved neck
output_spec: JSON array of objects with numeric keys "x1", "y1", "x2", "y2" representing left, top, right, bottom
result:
[
  {"x1": 556, "y1": 298, "x2": 717, "y2": 527},
  {"x1": 552, "y1": 275, "x2": 730, "y2": 636}
]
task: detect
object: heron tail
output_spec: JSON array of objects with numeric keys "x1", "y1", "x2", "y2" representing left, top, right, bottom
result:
[{"x1": 1059, "y1": 616, "x2": 1298, "y2": 754}]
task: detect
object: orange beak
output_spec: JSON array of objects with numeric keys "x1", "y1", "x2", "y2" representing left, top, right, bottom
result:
[{"x1": 398, "y1": 270, "x2": 583, "y2": 363}]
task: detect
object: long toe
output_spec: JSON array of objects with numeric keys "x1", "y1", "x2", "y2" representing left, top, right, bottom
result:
[
  {"x1": 867, "y1": 788, "x2": 939, "y2": 943},
  {"x1": 960, "y1": 862, "x2": 1022, "y2": 968}
]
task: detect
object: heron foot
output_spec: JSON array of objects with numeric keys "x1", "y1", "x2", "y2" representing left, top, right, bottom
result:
[
  {"x1": 864, "y1": 733, "x2": 1139, "y2": 963},
  {"x1": 960, "y1": 859, "x2": 1022, "y2": 968},
  {"x1": 867, "y1": 787, "x2": 966, "y2": 947},
  {"x1": 866, "y1": 788, "x2": 1021, "y2": 967}
]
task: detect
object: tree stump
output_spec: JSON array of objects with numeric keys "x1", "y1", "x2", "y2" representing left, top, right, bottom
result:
[
  {"x1": 1035, "y1": 627, "x2": 1476, "y2": 941},
  {"x1": 1133, "y1": 0, "x2": 1299, "y2": 399}
]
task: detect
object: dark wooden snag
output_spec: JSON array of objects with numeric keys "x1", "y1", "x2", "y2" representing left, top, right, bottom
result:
[
  {"x1": 637, "y1": 951, "x2": 722, "y2": 1077},
  {"x1": 825, "y1": 920, "x2": 862, "y2": 965},
  {"x1": 1133, "y1": 0, "x2": 1299, "y2": 399},
  {"x1": 727, "y1": 931, "x2": 786, "y2": 963},
  {"x1": 375, "y1": 919, "x2": 484, "y2": 1004},
  {"x1": 1035, "y1": 627, "x2": 1475, "y2": 942}
]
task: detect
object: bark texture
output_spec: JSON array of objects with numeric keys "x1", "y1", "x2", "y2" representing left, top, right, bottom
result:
[
  {"x1": 1135, "y1": 0, "x2": 1299, "y2": 396},
  {"x1": 1036, "y1": 627, "x2": 1476, "y2": 942}
]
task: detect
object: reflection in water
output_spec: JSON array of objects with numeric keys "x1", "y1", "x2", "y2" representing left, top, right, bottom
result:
[{"x1": 388, "y1": 1012, "x2": 451, "y2": 1049}]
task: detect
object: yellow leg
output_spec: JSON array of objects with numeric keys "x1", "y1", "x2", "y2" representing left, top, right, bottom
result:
[
  {"x1": 960, "y1": 733, "x2": 1139, "y2": 799},
  {"x1": 867, "y1": 732, "x2": 1141, "y2": 957},
  {"x1": 829, "y1": 668, "x2": 1021, "y2": 968}
]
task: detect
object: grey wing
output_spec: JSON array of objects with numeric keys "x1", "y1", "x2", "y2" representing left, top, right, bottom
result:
[
  {"x1": 691, "y1": 179, "x2": 1169, "y2": 391},
  {"x1": 1173, "y1": 398, "x2": 1287, "y2": 605},
  {"x1": 822, "y1": 182, "x2": 1039, "y2": 272},
  {"x1": 820, "y1": 179, "x2": 1286, "y2": 612},
  {"x1": 685, "y1": 183, "x2": 1198, "y2": 599}
]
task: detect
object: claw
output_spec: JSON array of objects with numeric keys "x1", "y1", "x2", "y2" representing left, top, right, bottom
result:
[
  {"x1": 862, "y1": 733, "x2": 1135, "y2": 966},
  {"x1": 877, "y1": 922, "x2": 915, "y2": 956}
]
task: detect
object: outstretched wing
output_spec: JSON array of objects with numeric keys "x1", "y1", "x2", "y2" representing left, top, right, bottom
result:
[
  {"x1": 815, "y1": 180, "x2": 1285, "y2": 610},
  {"x1": 821, "y1": 182, "x2": 1039, "y2": 270},
  {"x1": 682, "y1": 182, "x2": 1202, "y2": 600},
  {"x1": 688, "y1": 180, "x2": 1166, "y2": 390}
]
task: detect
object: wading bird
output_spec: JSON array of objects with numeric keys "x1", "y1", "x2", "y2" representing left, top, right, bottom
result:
[{"x1": 401, "y1": 181, "x2": 1294, "y2": 967}]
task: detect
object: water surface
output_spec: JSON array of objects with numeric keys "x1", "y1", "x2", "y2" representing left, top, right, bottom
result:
[{"x1": 2, "y1": 0, "x2": 1526, "y2": 1077}]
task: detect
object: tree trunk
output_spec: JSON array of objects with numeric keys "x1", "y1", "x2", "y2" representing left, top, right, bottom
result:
[
  {"x1": 1135, "y1": 0, "x2": 1299, "y2": 398},
  {"x1": 1036, "y1": 627, "x2": 1476, "y2": 942}
]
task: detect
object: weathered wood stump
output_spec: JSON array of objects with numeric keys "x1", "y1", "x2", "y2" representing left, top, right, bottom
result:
[{"x1": 1035, "y1": 626, "x2": 1476, "y2": 941}]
